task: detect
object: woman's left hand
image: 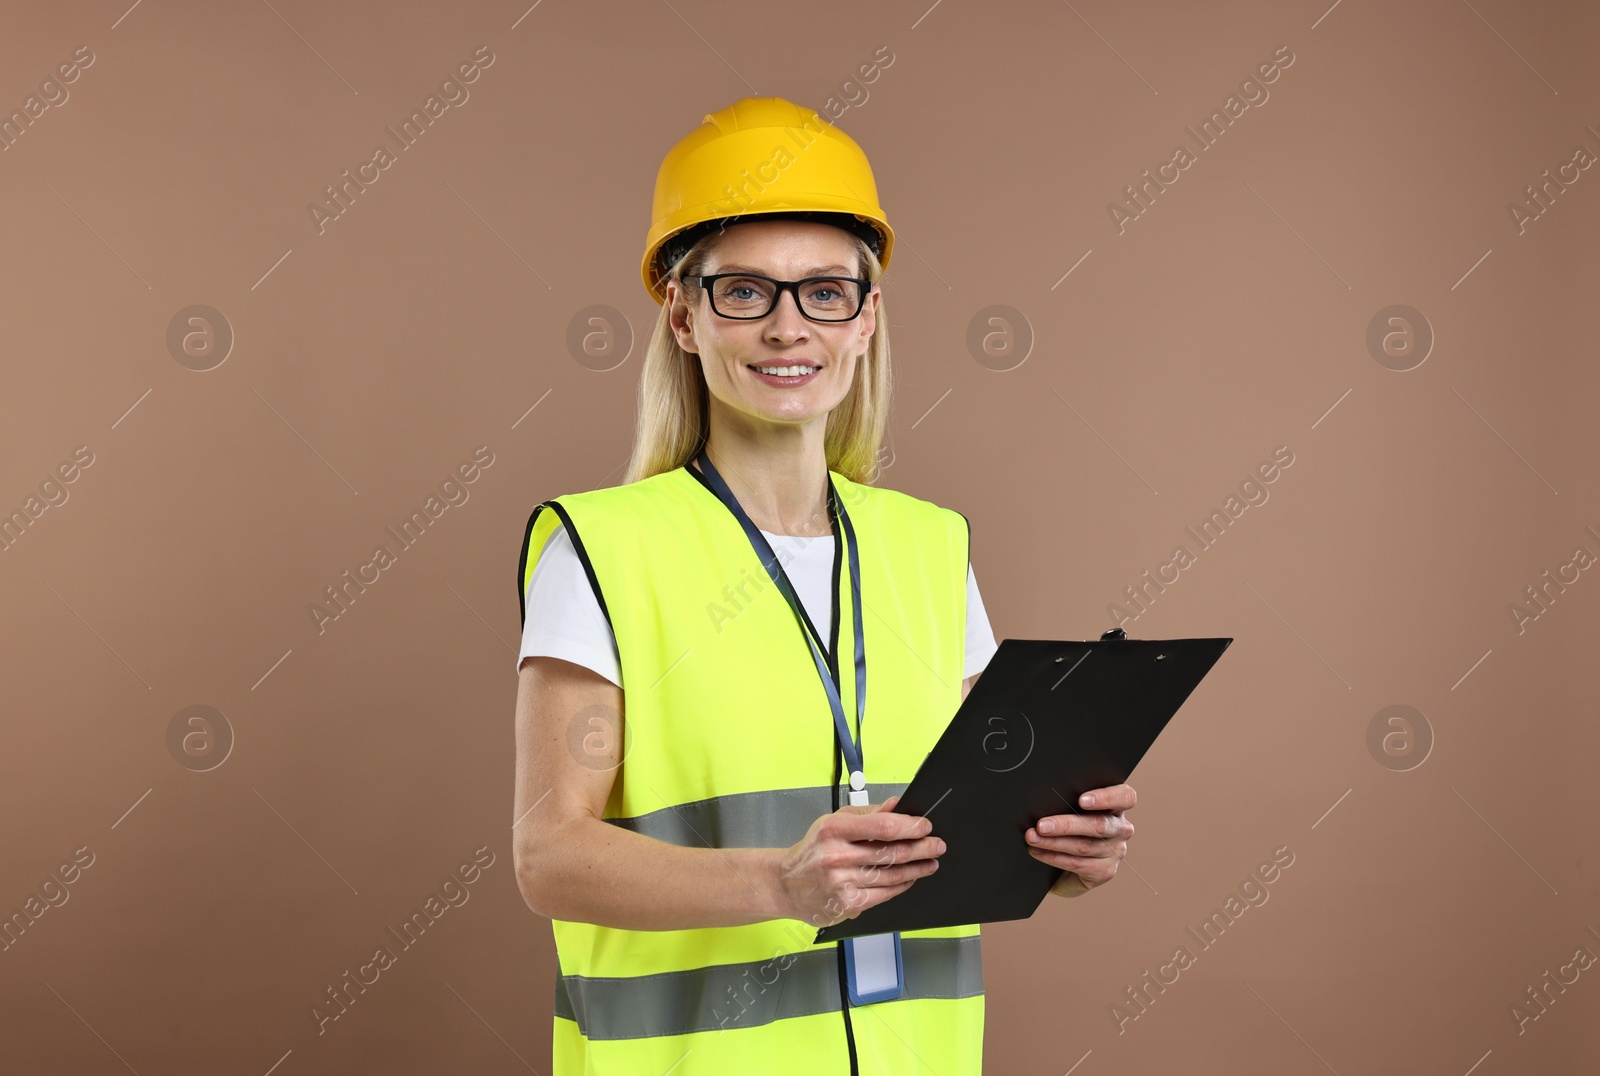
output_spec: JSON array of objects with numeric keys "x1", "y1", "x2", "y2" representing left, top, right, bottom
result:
[{"x1": 1025, "y1": 783, "x2": 1136, "y2": 899}]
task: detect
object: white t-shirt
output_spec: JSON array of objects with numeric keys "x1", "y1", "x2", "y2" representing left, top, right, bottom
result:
[{"x1": 518, "y1": 521, "x2": 999, "y2": 688}]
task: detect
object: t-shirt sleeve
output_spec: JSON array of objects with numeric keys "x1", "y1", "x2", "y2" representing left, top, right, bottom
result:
[
  {"x1": 964, "y1": 562, "x2": 999, "y2": 679},
  {"x1": 517, "y1": 519, "x2": 624, "y2": 687}
]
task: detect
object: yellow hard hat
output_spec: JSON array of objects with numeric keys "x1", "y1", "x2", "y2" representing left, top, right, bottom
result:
[{"x1": 641, "y1": 96, "x2": 895, "y2": 304}]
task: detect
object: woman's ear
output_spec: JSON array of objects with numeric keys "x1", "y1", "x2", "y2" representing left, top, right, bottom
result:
[
  {"x1": 665, "y1": 280, "x2": 699, "y2": 355},
  {"x1": 855, "y1": 286, "x2": 879, "y2": 356}
]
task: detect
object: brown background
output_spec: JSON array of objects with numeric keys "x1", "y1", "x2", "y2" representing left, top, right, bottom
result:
[{"x1": 2, "y1": 0, "x2": 1597, "y2": 1072}]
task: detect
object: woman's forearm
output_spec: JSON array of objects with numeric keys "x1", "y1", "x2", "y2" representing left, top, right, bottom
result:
[{"x1": 521, "y1": 814, "x2": 794, "y2": 931}]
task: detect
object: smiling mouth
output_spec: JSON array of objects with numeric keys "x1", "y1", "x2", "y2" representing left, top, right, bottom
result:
[{"x1": 747, "y1": 362, "x2": 822, "y2": 376}]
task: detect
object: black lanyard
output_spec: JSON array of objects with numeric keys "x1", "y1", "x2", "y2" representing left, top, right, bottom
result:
[{"x1": 693, "y1": 447, "x2": 871, "y2": 802}]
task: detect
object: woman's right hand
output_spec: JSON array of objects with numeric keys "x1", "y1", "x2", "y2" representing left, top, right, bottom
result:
[{"x1": 775, "y1": 795, "x2": 946, "y2": 927}]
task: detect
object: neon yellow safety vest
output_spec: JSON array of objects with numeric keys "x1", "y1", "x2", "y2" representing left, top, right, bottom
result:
[{"x1": 517, "y1": 462, "x2": 984, "y2": 1074}]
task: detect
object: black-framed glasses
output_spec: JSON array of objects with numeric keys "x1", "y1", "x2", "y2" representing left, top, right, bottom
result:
[{"x1": 686, "y1": 273, "x2": 873, "y2": 322}]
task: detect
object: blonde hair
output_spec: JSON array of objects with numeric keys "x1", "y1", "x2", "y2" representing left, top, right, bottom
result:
[{"x1": 622, "y1": 227, "x2": 891, "y2": 486}]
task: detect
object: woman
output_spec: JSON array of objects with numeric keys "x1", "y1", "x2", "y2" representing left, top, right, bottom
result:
[{"x1": 512, "y1": 96, "x2": 1135, "y2": 1075}]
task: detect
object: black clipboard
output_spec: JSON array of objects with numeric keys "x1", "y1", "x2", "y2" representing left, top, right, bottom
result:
[{"x1": 813, "y1": 630, "x2": 1232, "y2": 943}]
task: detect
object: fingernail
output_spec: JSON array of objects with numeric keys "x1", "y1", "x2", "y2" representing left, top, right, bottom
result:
[
  {"x1": 1039, "y1": 819, "x2": 1054, "y2": 834},
  {"x1": 1080, "y1": 793, "x2": 1095, "y2": 808},
  {"x1": 936, "y1": 840, "x2": 946, "y2": 854}
]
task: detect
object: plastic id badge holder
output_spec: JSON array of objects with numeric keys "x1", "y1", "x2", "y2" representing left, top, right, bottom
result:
[
  {"x1": 841, "y1": 782, "x2": 904, "y2": 1004},
  {"x1": 843, "y1": 931, "x2": 904, "y2": 1005}
]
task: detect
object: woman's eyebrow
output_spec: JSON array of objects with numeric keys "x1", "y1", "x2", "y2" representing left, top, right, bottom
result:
[{"x1": 715, "y1": 263, "x2": 855, "y2": 276}]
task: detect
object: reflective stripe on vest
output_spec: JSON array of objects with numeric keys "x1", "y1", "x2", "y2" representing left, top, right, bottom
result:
[
  {"x1": 612, "y1": 782, "x2": 912, "y2": 848},
  {"x1": 519, "y1": 464, "x2": 982, "y2": 1074},
  {"x1": 555, "y1": 934, "x2": 983, "y2": 1040}
]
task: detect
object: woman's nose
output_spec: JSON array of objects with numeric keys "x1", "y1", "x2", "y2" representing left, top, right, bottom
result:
[{"x1": 765, "y1": 291, "x2": 812, "y2": 338}]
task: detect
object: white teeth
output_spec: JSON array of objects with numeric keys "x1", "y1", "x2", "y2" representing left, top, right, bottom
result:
[{"x1": 751, "y1": 365, "x2": 816, "y2": 377}]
